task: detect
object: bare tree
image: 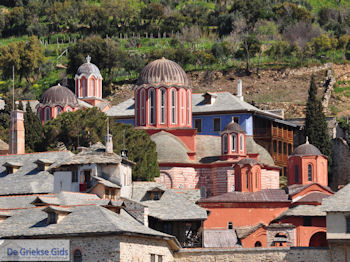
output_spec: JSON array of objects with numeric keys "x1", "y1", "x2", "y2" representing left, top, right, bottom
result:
[{"x1": 283, "y1": 22, "x2": 322, "y2": 49}]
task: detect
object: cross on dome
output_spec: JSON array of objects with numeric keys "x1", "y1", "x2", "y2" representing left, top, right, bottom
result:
[
  {"x1": 306, "y1": 136, "x2": 309, "y2": 144},
  {"x1": 86, "y1": 55, "x2": 91, "y2": 64}
]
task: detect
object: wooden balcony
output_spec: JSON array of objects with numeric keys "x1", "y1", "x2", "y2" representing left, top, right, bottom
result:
[{"x1": 271, "y1": 126, "x2": 293, "y2": 142}]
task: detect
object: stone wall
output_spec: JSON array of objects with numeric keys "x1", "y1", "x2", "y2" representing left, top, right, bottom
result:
[
  {"x1": 331, "y1": 138, "x2": 350, "y2": 190},
  {"x1": 174, "y1": 247, "x2": 331, "y2": 262}
]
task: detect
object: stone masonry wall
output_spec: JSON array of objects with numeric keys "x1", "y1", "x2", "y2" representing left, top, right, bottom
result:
[{"x1": 174, "y1": 247, "x2": 330, "y2": 262}]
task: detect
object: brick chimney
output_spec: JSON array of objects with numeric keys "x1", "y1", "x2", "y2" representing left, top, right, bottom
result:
[{"x1": 9, "y1": 110, "x2": 25, "y2": 154}]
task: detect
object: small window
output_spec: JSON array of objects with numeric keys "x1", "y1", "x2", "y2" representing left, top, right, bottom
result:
[
  {"x1": 150, "y1": 254, "x2": 156, "y2": 262},
  {"x1": 73, "y1": 250, "x2": 82, "y2": 262},
  {"x1": 195, "y1": 119, "x2": 202, "y2": 132},
  {"x1": 228, "y1": 221, "x2": 233, "y2": 229},
  {"x1": 288, "y1": 144, "x2": 292, "y2": 155},
  {"x1": 283, "y1": 142, "x2": 287, "y2": 155},
  {"x1": 255, "y1": 172, "x2": 258, "y2": 188},
  {"x1": 171, "y1": 89, "x2": 176, "y2": 124},
  {"x1": 303, "y1": 216, "x2": 312, "y2": 226},
  {"x1": 231, "y1": 134, "x2": 237, "y2": 152},
  {"x1": 246, "y1": 170, "x2": 249, "y2": 189},
  {"x1": 105, "y1": 189, "x2": 110, "y2": 198},
  {"x1": 239, "y1": 135, "x2": 243, "y2": 151},
  {"x1": 213, "y1": 118, "x2": 220, "y2": 132},
  {"x1": 200, "y1": 186, "x2": 206, "y2": 198},
  {"x1": 153, "y1": 191, "x2": 159, "y2": 200},
  {"x1": 346, "y1": 218, "x2": 350, "y2": 233},
  {"x1": 255, "y1": 241, "x2": 262, "y2": 247},
  {"x1": 232, "y1": 116, "x2": 239, "y2": 123},
  {"x1": 72, "y1": 171, "x2": 78, "y2": 183},
  {"x1": 273, "y1": 140, "x2": 277, "y2": 153},
  {"x1": 308, "y1": 164, "x2": 312, "y2": 181},
  {"x1": 283, "y1": 167, "x2": 287, "y2": 177},
  {"x1": 223, "y1": 134, "x2": 228, "y2": 153},
  {"x1": 278, "y1": 141, "x2": 282, "y2": 154}
]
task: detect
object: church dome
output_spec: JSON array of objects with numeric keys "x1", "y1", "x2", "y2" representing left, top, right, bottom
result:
[
  {"x1": 40, "y1": 84, "x2": 79, "y2": 107},
  {"x1": 221, "y1": 121, "x2": 245, "y2": 134},
  {"x1": 76, "y1": 56, "x2": 101, "y2": 77},
  {"x1": 137, "y1": 57, "x2": 190, "y2": 88},
  {"x1": 291, "y1": 138, "x2": 322, "y2": 157}
]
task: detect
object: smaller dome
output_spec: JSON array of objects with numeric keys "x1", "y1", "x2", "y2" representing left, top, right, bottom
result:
[
  {"x1": 40, "y1": 84, "x2": 79, "y2": 108},
  {"x1": 137, "y1": 57, "x2": 190, "y2": 87},
  {"x1": 291, "y1": 138, "x2": 322, "y2": 157},
  {"x1": 221, "y1": 121, "x2": 245, "y2": 134},
  {"x1": 76, "y1": 56, "x2": 101, "y2": 77}
]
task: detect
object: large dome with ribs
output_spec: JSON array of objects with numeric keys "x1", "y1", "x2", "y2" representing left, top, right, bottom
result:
[
  {"x1": 40, "y1": 84, "x2": 79, "y2": 107},
  {"x1": 137, "y1": 57, "x2": 190, "y2": 88}
]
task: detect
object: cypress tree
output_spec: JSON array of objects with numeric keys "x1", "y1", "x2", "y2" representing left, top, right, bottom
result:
[
  {"x1": 24, "y1": 101, "x2": 43, "y2": 152},
  {"x1": 305, "y1": 75, "x2": 331, "y2": 159}
]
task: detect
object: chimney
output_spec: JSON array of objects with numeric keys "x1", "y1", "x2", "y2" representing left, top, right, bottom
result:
[
  {"x1": 237, "y1": 79, "x2": 243, "y2": 101},
  {"x1": 105, "y1": 134, "x2": 113, "y2": 153},
  {"x1": 9, "y1": 110, "x2": 25, "y2": 154}
]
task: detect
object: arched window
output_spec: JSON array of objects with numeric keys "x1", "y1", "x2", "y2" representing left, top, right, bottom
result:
[
  {"x1": 239, "y1": 135, "x2": 244, "y2": 152},
  {"x1": 223, "y1": 134, "x2": 228, "y2": 154},
  {"x1": 56, "y1": 107, "x2": 62, "y2": 116},
  {"x1": 255, "y1": 241, "x2": 262, "y2": 247},
  {"x1": 73, "y1": 250, "x2": 82, "y2": 262},
  {"x1": 255, "y1": 172, "x2": 258, "y2": 188},
  {"x1": 91, "y1": 79, "x2": 95, "y2": 97},
  {"x1": 295, "y1": 165, "x2": 299, "y2": 183},
  {"x1": 246, "y1": 170, "x2": 249, "y2": 189},
  {"x1": 160, "y1": 89, "x2": 166, "y2": 124},
  {"x1": 149, "y1": 89, "x2": 155, "y2": 125},
  {"x1": 44, "y1": 107, "x2": 51, "y2": 122},
  {"x1": 187, "y1": 90, "x2": 191, "y2": 125},
  {"x1": 66, "y1": 107, "x2": 72, "y2": 112},
  {"x1": 171, "y1": 89, "x2": 176, "y2": 124},
  {"x1": 140, "y1": 89, "x2": 145, "y2": 125},
  {"x1": 82, "y1": 79, "x2": 87, "y2": 97},
  {"x1": 180, "y1": 90, "x2": 185, "y2": 125},
  {"x1": 231, "y1": 134, "x2": 237, "y2": 152},
  {"x1": 308, "y1": 164, "x2": 312, "y2": 181}
]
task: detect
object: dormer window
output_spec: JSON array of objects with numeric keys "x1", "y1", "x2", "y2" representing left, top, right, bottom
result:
[
  {"x1": 44, "y1": 206, "x2": 71, "y2": 224},
  {"x1": 35, "y1": 159, "x2": 54, "y2": 172},
  {"x1": 3, "y1": 162, "x2": 22, "y2": 174},
  {"x1": 146, "y1": 187, "x2": 165, "y2": 200},
  {"x1": 47, "y1": 212, "x2": 57, "y2": 224},
  {"x1": 202, "y1": 92, "x2": 217, "y2": 105},
  {"x1": 153, "y1": 191, "x2": 159, "y2": 200}
]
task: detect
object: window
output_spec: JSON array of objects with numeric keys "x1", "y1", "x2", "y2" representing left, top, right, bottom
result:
[
  {"x1": 283, "y1": 142, "x2": 287, "y2": 155},
  {"x1": 171, "y1": 89, "x2": 176, "y2": 124},
  {"x1": 303, "y1": 216, "x2": 312, "y2": 226},
  {"x1": 195, "y1": 119, "x2": 202, "y2": 132},
  {"x1": 273, "y1": 140, "x2": 277, "y2": 153},
  {"x1": 288, "y1": 144, "x2": 292, "y2": 155},
  {"x1": 140, "y1": 90, "x2": 145, "y2": 125},
  {"x1": 163, "y1": 223, "x2": 172, "y2": 234},
  {"x1": 158, "y1": 255, "x2": 163, "y2": 262},
  {"x1": 231, "y1": 134, "x2": 237, "y2": 152},
  {"x1": 72, "y1": 171, "x2": 78, "y2": 183},
  {"x1": 232, "y1": 116, "x2": 239, "y2": 123},
  {"x1": 213, "y1": 118, "x2": 220, "y2": 132},
  {"x1": 73, "y1": 250, "x2": 82, "y2": 262},
  {"x1": 200, "y1": 186, "x2": 206, "y2": 198},
  {"x1": 153, "y1": 191, "x2": 159, "y2": 200},
  {"x1": 151, "y1": 254, "x2": 156, "y2": 262},
  {"x1": 187, "y1": 90, "x2": 190, "y2": 125},
  {"x1": 56, "y1": 107, "x2": 62, "y2": 116},
  {"x1": 295, "y1": 165, "x2": 299, "y2": 183},
  {"x1": 105, "y1": 189, "x2": 110, "y2": 198},
  {"x1": 255, "y1": 241, "x2": 262, "y2": 247},
  {"x1": 180, "y1": 90, "x2": 185, "y2": 125},
  {"x1": 255, "y1": 172, "x2": 258, "y2": 188},
  {"x1": 278, "y1": 141, "x2": 282, "y2": 154},
  {"x1": 83, "y1": 79, "x2": 87, "y2": 96},
  {"x1": 91, "y1": 79, "x2": 95, "y2": 97},
  {"x1": 44, "y1": 107, "x2": 51, "y2": 122},
  {"x1": 149, "y1": 89, "x2": 155, "y2": 125},
  {"x1": 223, "y1": 134, "x2": 228, "y2": 153},
  {"x1": 160, "y1": 89, "x2": 166, "y2": 124},
  {"x1": 228, "y1": 221, "x2": 233, "y2": 229},
  {"x1": 308, "y1": 164, "x2": 312, "y2": 181},
  {"x1": 47, "y1": 212, "x2": 57, "y2": 224},
  {"x1": 239, "y1": 135, "x2": 243, "y2": 151},
  {"x1": 346, "y1": 217, "x2": 350, "y2": 233},
  {"x1": 246, "y1": 170, "x2": 249, "y2": 189}
]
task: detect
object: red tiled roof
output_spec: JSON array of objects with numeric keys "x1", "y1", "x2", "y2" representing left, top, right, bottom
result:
[{"x1": 198, "y1": 189, "x2": 289, "y2": 203}]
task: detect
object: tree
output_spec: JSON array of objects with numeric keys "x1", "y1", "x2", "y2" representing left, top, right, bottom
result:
[
  {"x1": 24, "y1": 101, "x2": 43, "y2": 152},
  {"x1": 43, "y1": 108, "x2": 159, "y2": 181},
  {"x1": 305, "y1": 76, "x2": 331, "y2": 164},
  {"x1": 0, "y1": 95, "x2": 11, "y2": 143}
]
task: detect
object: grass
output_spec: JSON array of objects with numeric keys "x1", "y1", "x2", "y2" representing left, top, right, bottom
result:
[{"x1": 306, "y1": 0, "x2": 350, "y2": 13}]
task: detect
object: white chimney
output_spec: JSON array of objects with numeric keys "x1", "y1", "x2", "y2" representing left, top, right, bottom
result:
[
  {"x1": 237, "y1": 79, "x2": 243, "y2": 101},
  {"x1": 105, "y1": 134, "x2": 113, "y2": 153}
]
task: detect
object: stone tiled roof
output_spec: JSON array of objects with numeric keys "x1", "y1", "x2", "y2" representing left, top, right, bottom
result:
[
  {"x1": 169, "y1": 189, "x2": 201, "y2": 203},
  {"x1": 322, "y1": 183, "x2": 350, "y2": 212},
  {"x1": 291, "y1": 140, "x2": 323, "y2": 157},
  {"x1": 198, "y1": 189, "x2": 290, "y2": 203},
  {"x1": 39, "y1": 84, "x2": 79, "y2": 108},
  {"x1": 131, "y1": 182, "x2": 207, "y2": 221},
  {"x1": 76, "y1": 57, "x2": 101, "y2": 77},
  {"x1": 0, "y1": 151, "x2": 73, "y2": 195},
  {"x1": 275, "y1": 205, "x2": 326, "y2": 220},
  {"x1": 105, "y1": 98, "x2": 134, "y2": 117},
  {"x1": 203, "y1": 229, "x2": 239, "y2": 248},
  {"x1": 137, "y1": 58, "x2": 189, "y2": 88},
  {"x1": 0, "y1": 205, "x2": 172, "y2": 238},
  {"x1": 235, "y1": 223, "x2": 264, "y2": 239},
  {"x1": 221, "y1": 121, "x2": 245, "y2": 134}
]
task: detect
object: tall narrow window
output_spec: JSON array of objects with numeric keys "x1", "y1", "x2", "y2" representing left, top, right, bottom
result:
[
  {"x1": 239, "y1": 135, "x2": 243, "y2": 151},
  {"x1": 278, "y1": 141, "x2": 282, "y2": 154},
  {"x1": 346, "y1": 217, "x2": 350, "y2": 233},
  {"x1": 228, "y1": 222, "x2": 233, "y2": 229},
  {"x1": 246, "y1": 170, "x2": 249, "y2": 189},
  {"x1": 149, "y1": 89, "x2": 155, "y2": 125},
  {"x1": 283, "y1": 142, "x2": 287, "y2": 155},
  {"x1": 82, "y1": 79, "x2": 87, "y2": 97},
  {"x1": 187, "y1": 90, "x2": 190, "y2": 125},
  {"x1": 255, "y1": 172, "x2": 258, "y2": 188},
  {"x1": 171, "y1": 89, "x2": 176, "y2": 124},
  {"x1": 140, "y1": 90, "x2": 145, "y2": 125},
  {"x1": 135, "y1": 90, "x2": 138, "y2": 125},
  {"x1": 195, "y1": 119, "x2": 202, "y2": 132},
  {"x1": 231, "y1": 134, "x2": 237, "y2": 152},
  {"x1": 295, "y1": 165, "x2": 299, "y2": 183},
  {"x1": 91, "y1": 79, "x2": 95, "y2": 97},
  {"x1": 308, "y1": 164, "x2": 312, "y2": 181},
  {"x1": 180, "y1": 90, "x2": 185, "y2": 125},
  {"x1": 73, "y1": 250, "x2": 82, "y2": 262},
  {"x1": 56, "y1": 107, "x2": 62, "y2": 116},
  {"x1": 213, "y1": 118, "x2": 220, "y2": 132},
  {"x1": 160, "y1": 89, "x2": 166, "y2": 124},
  {"x1": 45, "y1": 107, "x2": 51, "y2": 122},
  {"x1": 223, "y1": 134, "x2": 228, "y2": 153}
]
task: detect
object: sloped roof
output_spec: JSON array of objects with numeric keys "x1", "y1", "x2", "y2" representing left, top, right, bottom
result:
[
  {"x1": 150, "y1": 131, "x2": 190, "y2": 163},
  {"x1": 322, "y1": 183, "x2": 350, "y2": 212},
  {"x1": 221, "y1": 121, "x2": 245, "y2": 134},
  {"x1": 235, "y1": 223, "x2": 264, "y2": 239},
  {"x1": 286, "y1": 183, "x2": 333, "y2": 197},
  {"x1": 169, "y1": 189, "x2": 201, "y2": 203},
  {"x1": 198, "y1": 189, "x2": 289, "y2": 203},
  {"x1": 131, "y1": 182, "x2": 207, "y2": 221},
  {"x1": 77, "y1": 99, "x2": 93, "y2": 108},
  {"x1": 203, "y1": 230, "x2": 239, "y2": 248},
  {"x1": 106, "y1": 98, "x2": 134, "y2": 117},
  {"x1": 275, "y1": 205, "x2": 326, "y2": 220},
  {"x1": 0, "y1": 151, "x2": 73, "y2": 195},
  {"x1": 294, "y1": 192, "x2": 330, "y2": 204}
]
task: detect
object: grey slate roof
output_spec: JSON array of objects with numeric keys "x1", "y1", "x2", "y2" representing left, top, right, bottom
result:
[
  {"x1": 0, "y1": 205, "x2": 172, "y2": 239},
  {"x1": 0, "y1": 151, "x2": 73, "y2": 195},
  {"x1": 170, "y1": 189, "x2": 201, "y2": 203},
  {"x1": 203, "y1": 230, "x2": 239, "y2": 248},
  {"x1": 275, "y1": 205, "x2": 326, "y2": 220},
  {"x1": 236, "y1": 158, "x2": 259, "y2": 167},
  {"x1": 106, "y1": 92, "x2": 283, "y2": 119},
  {"x1": 76, "y1": 60, "x2": 102, "y2": 77},
  {"x1": 131, "y1": 182, "x2": 207, "y2": 221},
  {"x1": 39, "y1": 84, "x2": 79, "y2": 108},
  {"x1": 77, "y1": 99, "x2": 93, "y2": 108},
  {"x1": 291, "y1": 140, "x2": 323, "y2": 157},
  {"x1": 322, "y1": 183, "x2": 350, "y2": 212},
  {"x1": 235, "y1": 223, "x2": 264, "y2": 239},
  {"x1": 221, "y1": 121, "x2": 246, "y2": 134}
]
